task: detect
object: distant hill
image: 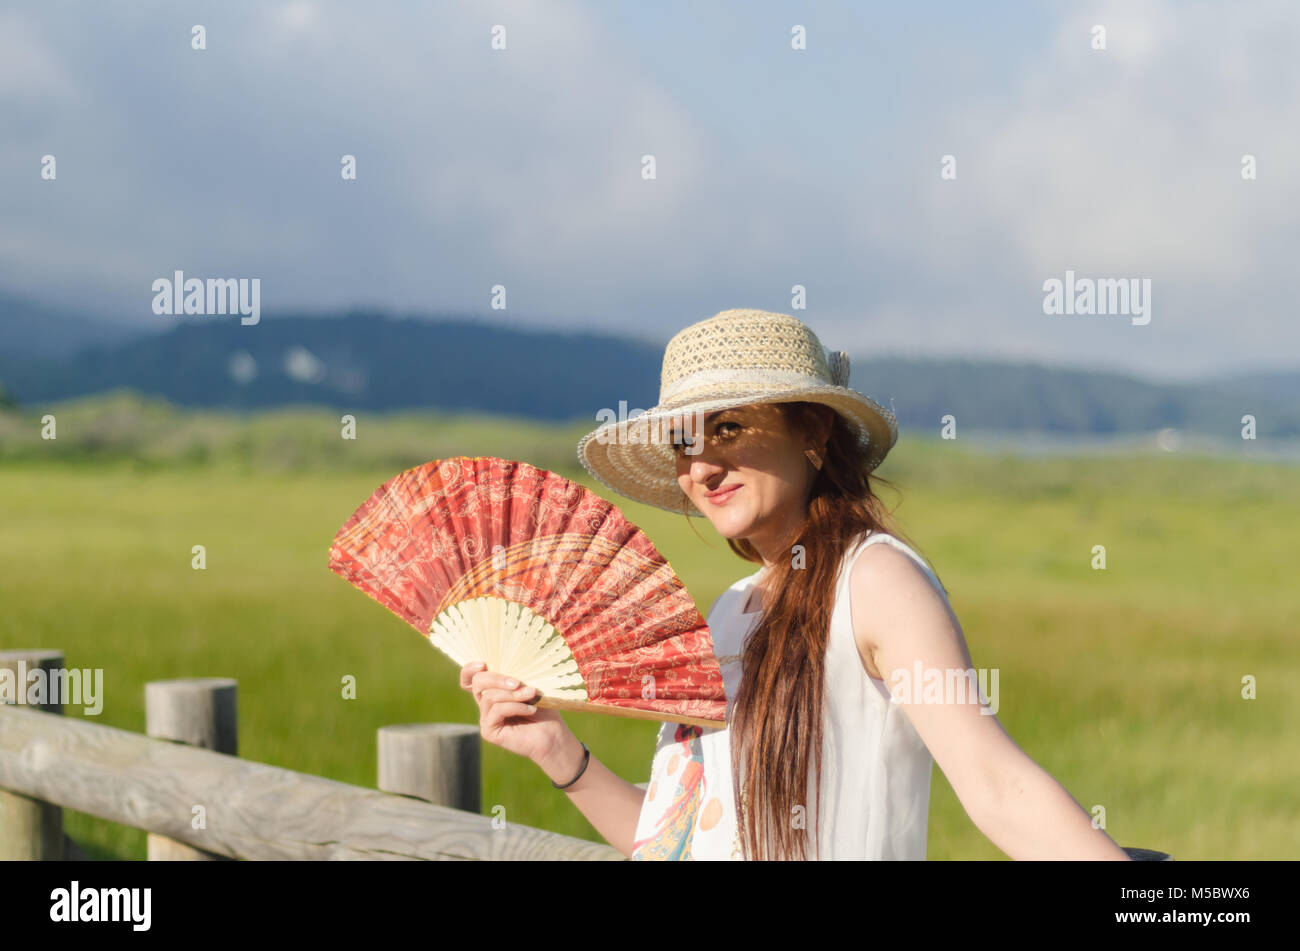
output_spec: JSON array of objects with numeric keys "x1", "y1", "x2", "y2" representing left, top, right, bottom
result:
[
  {"x1": 0, "y1": 299, "x2": 1296, "y2": 437},
  {"x1": 0, "y1": 309, "x2": 664, "y2": 422},
  {"x1": 0, "y1": 291, "x2": 143, "y2": 361},
  {"x1": 848, "y1": 357, "x2": 1300, "y2": 437}
]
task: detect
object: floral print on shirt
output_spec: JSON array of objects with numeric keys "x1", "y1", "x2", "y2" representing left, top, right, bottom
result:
[{"x1": 631, "y1": 724, "x2": 705, "y2": 860}]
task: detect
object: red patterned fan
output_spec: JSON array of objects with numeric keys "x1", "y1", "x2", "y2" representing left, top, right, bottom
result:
[{"x1": 328, "y1": 456, "x2": 726, "y2": 728}]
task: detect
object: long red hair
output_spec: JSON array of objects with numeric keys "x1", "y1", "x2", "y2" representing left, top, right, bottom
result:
[{"x1": 708, "y1": 400, "x2": 940, "y2": 860}]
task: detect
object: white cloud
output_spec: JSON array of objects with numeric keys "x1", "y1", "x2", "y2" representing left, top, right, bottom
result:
[
  {"x1": 928, "y1": 0, "x2": 1300, "y2": 285},
  {"x1": 823, "y1": 0, "x2": 1300, "y2": 380},
  {"x1": 0, "y1": 0, "x2": 1294, "y2": 381},
  {"x1": 0, "y1": 11, "x2": 80, "y2": 104}
]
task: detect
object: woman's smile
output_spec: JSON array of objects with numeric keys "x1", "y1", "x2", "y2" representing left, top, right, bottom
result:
[{"x1": 705, "y1": 484, "x2": 741, "y2": 505}]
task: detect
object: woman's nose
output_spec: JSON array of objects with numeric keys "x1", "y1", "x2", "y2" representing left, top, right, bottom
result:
[{"x1": 689, "y1": 454, "x2": 723, "y2": 482}]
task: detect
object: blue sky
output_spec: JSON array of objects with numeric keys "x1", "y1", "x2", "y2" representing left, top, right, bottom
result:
[{"x1": 1, "y1": 0, "x2": 1296, "y2": 383}]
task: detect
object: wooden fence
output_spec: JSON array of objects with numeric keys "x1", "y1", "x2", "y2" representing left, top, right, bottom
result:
[{"x1": 0, "y1": 649, "x2": 627, "y2": 861}]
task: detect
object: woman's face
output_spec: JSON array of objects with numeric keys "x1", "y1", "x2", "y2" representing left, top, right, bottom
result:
[{"x1": 669, "y1": 403, "x2": 829, "y2": 562}]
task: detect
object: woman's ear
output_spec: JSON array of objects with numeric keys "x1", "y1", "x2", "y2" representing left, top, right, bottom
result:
[{"x1": 812, "y1": 404, "x2": 835, "y2": 448}]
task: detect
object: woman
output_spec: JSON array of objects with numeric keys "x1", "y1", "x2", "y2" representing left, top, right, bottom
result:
[{"x1": 460, "y1": 307, "x2": 1132, "y2": 861}]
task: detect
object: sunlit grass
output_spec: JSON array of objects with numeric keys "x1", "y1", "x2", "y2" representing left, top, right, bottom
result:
[{"x1": 1, "y1": 399, "x2": 1295, "y2": 859}]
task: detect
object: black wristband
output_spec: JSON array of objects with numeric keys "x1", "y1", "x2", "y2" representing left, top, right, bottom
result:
[{"x1": 551, "y1": 741, "x2": 590, "y2": 790}]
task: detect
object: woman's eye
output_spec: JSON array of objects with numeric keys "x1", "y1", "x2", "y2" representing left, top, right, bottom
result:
[{"x1": 670, "y1": 421, "x2": 740, "y2": 454}]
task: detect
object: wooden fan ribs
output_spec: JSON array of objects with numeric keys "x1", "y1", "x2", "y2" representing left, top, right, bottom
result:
[
  {"x1": 441, "y1": 535, "x2": 714, "y2": 704},
  {"x1": 328, "y1": 456, "x2": 726, "y2": 725}
]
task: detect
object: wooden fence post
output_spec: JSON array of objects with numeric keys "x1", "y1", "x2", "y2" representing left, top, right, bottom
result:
[
  {"x1": 0, "y1": 649, "x2": 65, "y2": 860},
  {"x1": 144, "y1": 677, "x2": 237, "y2": 860},
  {"x1": 377, "y1": 724, "x2": 480, "y2": 813}
]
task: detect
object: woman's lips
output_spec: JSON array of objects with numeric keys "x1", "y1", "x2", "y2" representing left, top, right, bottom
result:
[{"x1": 706, "y1": 484, "x2": 741, "y2": 505}]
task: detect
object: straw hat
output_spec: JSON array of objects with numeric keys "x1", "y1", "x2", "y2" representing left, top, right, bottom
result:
[{"x1": 576, "y1": 308, "x2": 898, "y2": 516}]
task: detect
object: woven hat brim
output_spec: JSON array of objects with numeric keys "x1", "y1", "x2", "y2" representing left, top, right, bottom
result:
[{"x1": 575, "y1": 386, "x2": 898, "y2": 516}]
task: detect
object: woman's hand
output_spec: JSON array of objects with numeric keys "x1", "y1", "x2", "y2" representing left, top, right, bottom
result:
[
  {"x1": 458, "y1": 660, "x2": 571, "y2": 767},
  {"x1": 460, "y1": 661, "x2": 647, "y2": 856}
]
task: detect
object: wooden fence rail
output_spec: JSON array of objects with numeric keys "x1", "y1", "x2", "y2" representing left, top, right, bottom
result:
[{"x1": 0, "y1": 650, "x2": 625, "y2": 861}]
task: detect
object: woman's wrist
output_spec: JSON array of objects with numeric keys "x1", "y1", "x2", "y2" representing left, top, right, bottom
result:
[{"x1": 536, "y1": 730, "x2": 588, "y2": 788}]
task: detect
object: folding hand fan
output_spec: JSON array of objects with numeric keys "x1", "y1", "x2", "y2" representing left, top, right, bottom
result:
[{"x1": 328, "y1": 456, "x2": 727, "y2": 728}]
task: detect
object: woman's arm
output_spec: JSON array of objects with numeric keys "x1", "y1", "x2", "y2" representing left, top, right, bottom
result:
[
  {"x1": 848, "y1": 544, "x2": 1132, "y2": 860},
  {"x1": 961, "y1": 742, "x2": 1132, "y2": 859},
  {"x1": 533, "y1": 728, "x2": 648, "y2": 858}
]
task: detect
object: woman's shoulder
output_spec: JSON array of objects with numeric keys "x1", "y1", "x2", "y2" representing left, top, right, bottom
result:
[
  {"x1": 846, "y1": 530, "x2": 947, "y2": 599},
  {"x1": 853, "y1": 529, "x2": 923, "y2": 563}
]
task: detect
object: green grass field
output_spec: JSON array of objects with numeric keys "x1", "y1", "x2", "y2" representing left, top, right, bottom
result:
[{"x1": 1, "y1": 393, "x2": 1296, "y2": 859}]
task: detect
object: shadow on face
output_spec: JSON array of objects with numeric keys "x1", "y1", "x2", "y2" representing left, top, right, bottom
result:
[{"x1": 669, "y1": 402, "x2": 826, "y2": 544}]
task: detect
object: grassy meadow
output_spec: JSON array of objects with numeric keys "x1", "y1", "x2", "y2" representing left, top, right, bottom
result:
[{"x1": 1, "y1": 391, "x2": 1296, "y2": 859}]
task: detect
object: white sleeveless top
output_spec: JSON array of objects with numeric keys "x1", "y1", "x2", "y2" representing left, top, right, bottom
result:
[{"x1": 630, "y1": 530, "x2": 945, "y2": 860}]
